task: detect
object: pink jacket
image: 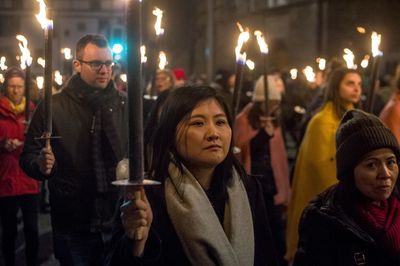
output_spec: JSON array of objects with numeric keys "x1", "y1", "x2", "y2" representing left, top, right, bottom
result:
[{"x1": 235, "y1": 103, "x2": 291, "y2": 205}]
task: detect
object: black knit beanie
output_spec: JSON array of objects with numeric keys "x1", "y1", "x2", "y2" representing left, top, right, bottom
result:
[{"x1": 336, "y1": 109, "x2": 400, "y2": 180}]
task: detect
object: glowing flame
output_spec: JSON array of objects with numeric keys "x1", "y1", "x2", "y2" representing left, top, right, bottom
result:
[
  {"x1": 158, "y1": 51, "x2": 167, "y2": 70},
  {"x1": 360, "y1": 54, "x2": 370, "y2": 69},
  {"x1": 316, "y1": 58, "x2": 326, "y2": 71},
  {"x1": 37, "y1": 57, "x2": 45, "y2": 68},
  {"x1": 0, "y1": 74, "x2": 4, "y2": 83},
  {"x1": 54, "y1": 70, "x2": 63, "y2": 86},
  {"x1": 303, "y1": 66, "x2": 316, "y2": 83},
  {"x1": 140, "y1": 45, "x2": 147, "y2": 63},
  {"x1": 290, "y1": 68, "x2": 298, "y2": 80},
  {"x1": 254, "y1": 30, "x2": 268, "y2": 54},
  {"x1": 356, "y1": 27, "x2": 366, "y2": 34},
  {"x1": 0, "y1": 56, "x2": 7, "y2": 71},
  {"x1": 61, "y1": 48, "x2": 72, "y2": 60},
  {"x1": 152, "y1": 7, "x2": 164, "y2": 36},
  {"x1": 16, "y1": 35, "x2": 33, "y2": 69},
  {"x1": 120, "y1": 74, "x2": 127, "y2": 83},
  {"x1": 343, "y1": 48, "x2": 356, "y2": 69},
  {"x1": 371, "y1": 31, "x2": 383, "y2": 57},
  {"x1": 246, "y1": 60, "x2": 255, "y2": 70},
  {"x1": 35, "y1": 0, "x2": 53, "y2": 30},
  {"x1": 235, "y1": 22, "x2": 250, "y2": 64},
  {"x1": 36, "y1": 76, "x2": 44, "y2": 90}
]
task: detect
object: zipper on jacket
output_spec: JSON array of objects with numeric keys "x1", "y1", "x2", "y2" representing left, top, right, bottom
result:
[{"x1": 90, "y1": 116, "x2": 96, "y2": 133}]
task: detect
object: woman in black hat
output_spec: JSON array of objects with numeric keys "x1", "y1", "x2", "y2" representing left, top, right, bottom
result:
[{"x1": 293, "y1": 109, "x2": 400, "y2": 266}]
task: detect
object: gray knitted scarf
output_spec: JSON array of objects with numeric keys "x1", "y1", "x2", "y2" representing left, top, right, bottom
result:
[{"x1": 165, "y1": 162, "x2": 255, "y2": 266}]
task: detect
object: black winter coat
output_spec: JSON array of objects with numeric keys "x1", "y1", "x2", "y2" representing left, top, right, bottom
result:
[
  {"x1": 294, "y1": 185, "x2": 400, "y2": 266},
  {"x1": 105, "y1": 175, "x2": 278, "y2": 266},
  {"x1": 20, "y1": 75, "x2": 128, "y2": 233}
]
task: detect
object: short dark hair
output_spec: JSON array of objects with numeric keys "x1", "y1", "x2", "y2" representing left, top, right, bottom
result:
[
  {"x1": 149, "y1": 85, "x2": 246, "y2": 189},
  {"x1": 75, "y1": 34, "x2": 110, "y2": 60}
]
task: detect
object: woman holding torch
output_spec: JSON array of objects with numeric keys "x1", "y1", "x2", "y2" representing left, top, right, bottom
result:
[{"x1": 106, "y1": 86, "x2": 278, "y2": 266}]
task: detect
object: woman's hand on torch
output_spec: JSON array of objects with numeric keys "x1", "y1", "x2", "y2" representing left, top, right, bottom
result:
[
  {"x1": 259, "y1": 116, "x2": 275, "y2": 137},
  {"x1": 121, "y1": 186, "x2": 153, "y2": 257},
  {"x1": 37, "y1": 147, "x2": 55, "y2": 176}
]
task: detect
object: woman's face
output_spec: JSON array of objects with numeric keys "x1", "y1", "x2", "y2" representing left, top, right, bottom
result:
[
  {"x1": 175, "y1": 98, "x2": 232, "y2": 171},
  {"x1": 353, "y1": 148, "x2": 398, "y2": 202},
  {"x1": 6, "y1": 76, "x2": 25, "y2": 104},
  {"x1": 338, "y1": 72, "x2": 362, "y2": 106}
]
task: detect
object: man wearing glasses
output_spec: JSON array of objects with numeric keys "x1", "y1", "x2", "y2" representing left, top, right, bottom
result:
[{"x1": 20, "y1": 34, "x2": 128, "y2": 265}]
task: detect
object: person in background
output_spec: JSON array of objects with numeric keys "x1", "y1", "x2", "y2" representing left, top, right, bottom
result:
[
  {"x1": 20, "y1": 34, "x2": 128, "y2": 266},
  {"x1": 105, "y1": 86, "x2": 278, "y2": 266},
  {"x1": 143, "y1": 68, "x2": 175, "y2": 124},
  {"x1": 172, "y1": 68, "x2": 188, "y2": 88},
  {"x1": 380, "y1": 64, "x2": 400, "y2": 143},
  {"x1": 294, "y1": 109, "x2": 400, "y2": 266},
  {"x1": 235, "y1": 73, "x2": 290, "y2": 266},
  {"x1": 0, "y1": 66, "x2": 39, "y2": 266},
  {"x1": 286, "y1": 68, "x2": 362, "y2": 262}
]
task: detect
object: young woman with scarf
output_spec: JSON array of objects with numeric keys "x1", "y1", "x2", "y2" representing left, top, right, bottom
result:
[
  {"x1": 105, "y1": 86, "x2": 278, "y2": 266},
  {"x1": 293, "y1": 109, "x2": 400, "y2": 266}
]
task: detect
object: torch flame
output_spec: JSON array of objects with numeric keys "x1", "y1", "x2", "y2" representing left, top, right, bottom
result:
[
  {"x1": 356, "y1": 27, "x2": 366, "y2": 34},
  {"x1": 246, "y1": 60, "x2": 255, "y2": 70},
  {"x1": 37, "y1": 57, "x2": 46, "y2": 68},
  {"x1": 140, "y1": 45, "x2": 147, "y2": 64},
  {"x1": 316, "y1": 57, "x2": 326, "y2": 71},
  {"x1": 343, "y1": 48, "x2": 356, "y2": 69},
  {"x1": 371, "y1": 32, "x2": 382, "y2": 57},
  {"x1": 158, "y1": 51, "x2": 167, "y2": 70},
  {"x1": 54, "y1": 70, "x2": 63, "y2": 86},
  {"x1": 120, "y1": 74, "x2": 127, "y2": 83},
  {"x1": 36, "y1": 76, "x2": 44, "y2": 90},
  {"x1": 152, "y1": 7, "x2": 165, "y2": 36},
  {"x1": 360, "y1": 54, "x2": 370, "y2": 69},
  {"x1": 61, "y1": 48, "x2": 72, "y2": 60},
  {"x1": 35, "y1": 0, "x2": 53, "y2": 30},
  {"x1": 303, "y1": 66, "x2": 316, "y2": 83},
  {"x1": 290, "y1": 68, "x2": 298, "y2": 80},
  {"x1": 0, "y1": 56, "x2": 8, "y2": 71},
  {"x1": 16, "y1": 35, "x2": 33, "y2": 69},
  {"x1": 254, "y1": 30, "x2": 268, "y2": 54},
  {"x1": 235, "y1": 22, "x2": 250, "y2": 64}
]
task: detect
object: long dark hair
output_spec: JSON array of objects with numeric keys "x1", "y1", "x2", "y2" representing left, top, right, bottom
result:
[
  {"x1": 149, "y1": 85, "x2": 246, "y2": 186},
  {"x1": 324, "y1": 67, "x2": 361, "y2": 119}
]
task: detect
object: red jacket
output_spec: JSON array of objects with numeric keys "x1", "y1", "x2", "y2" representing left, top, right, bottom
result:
[{"x1": 0, "y1": 96, "x2": 39, "y2": 197}]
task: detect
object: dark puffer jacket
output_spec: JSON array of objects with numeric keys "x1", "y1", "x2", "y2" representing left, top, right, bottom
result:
[
  {"x1": 20, "y1": 75, "x2": 128, "y2": 234},
  {"x1": 294, "y1": 185, "x2": 400, "y2": 266}
]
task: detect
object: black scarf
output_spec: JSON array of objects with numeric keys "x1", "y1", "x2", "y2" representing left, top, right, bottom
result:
[{"x1": 67, "y1": 75, "x2": 121, "y2": 193}]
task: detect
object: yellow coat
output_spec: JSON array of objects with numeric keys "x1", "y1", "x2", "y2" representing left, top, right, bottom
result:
[{"x1": 285, "y1": 102, "x2": 341, "y2": 261}]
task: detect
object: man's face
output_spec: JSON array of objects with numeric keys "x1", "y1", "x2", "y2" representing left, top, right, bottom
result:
[
  {"x1": 6, "y1": 76, "x2": 25, "y2": 104},
  {"x1": 74, "y1": 43, "x2": 113, "y2": 89}
]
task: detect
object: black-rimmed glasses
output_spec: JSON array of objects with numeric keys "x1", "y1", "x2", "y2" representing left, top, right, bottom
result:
[{"x1": 78, "y1": 60, "x2": 114, "y2": 72}]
